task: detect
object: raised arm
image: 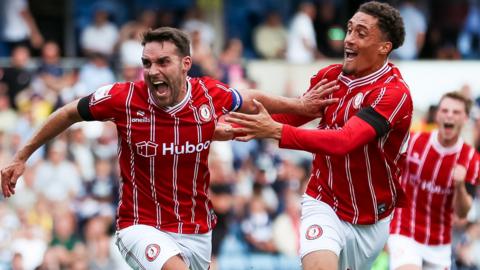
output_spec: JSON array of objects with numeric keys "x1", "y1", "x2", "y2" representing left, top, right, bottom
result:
[
  {"x1": 1, "y1": 100, "x2": 83, "y2": 197},
  {"x1": 236, "y1": 79, "x2": 339, "y2": 117},
  {"x1": 452, "y1": 164, "x2": 474, "y2": 218},
  {"x1": 226, "y1": 100, "x2": 381, "y2": 154}
]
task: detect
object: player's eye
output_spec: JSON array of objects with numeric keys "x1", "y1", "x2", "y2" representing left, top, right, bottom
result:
[{"x1": 142, "y1": 59, "x2": 151, "y2": 68}]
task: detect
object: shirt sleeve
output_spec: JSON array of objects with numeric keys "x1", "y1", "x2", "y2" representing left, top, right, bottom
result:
[
  {"x1": 356, "y1": 106, "x2": 391, "y2": 137},
  {"x1": 272, "y1": 113, "x2": 314, "y2": 127},
  {"x1": 279, "y1": 115, "x2": 376, "y2": 155},
  {"x1": 465, "y1": 151, "x2": 480, "y2": 185},
  {"x1": 76, "y1": 83, "x2": 126, "y2": 121},
  {"x1": 363, "y1": 85, "x2": 412, "y2": 128},
  {"x1": 202, "y1": 78, "x2": 242, "y2": 114}
]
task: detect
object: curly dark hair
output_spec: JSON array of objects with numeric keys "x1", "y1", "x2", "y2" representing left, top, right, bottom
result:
[
  {"x1": 358, "y1": 1, "x2": 405, "y2": 51},
  {"x1": 141, "y1": 27, "x2": 191, "y2": 57}
]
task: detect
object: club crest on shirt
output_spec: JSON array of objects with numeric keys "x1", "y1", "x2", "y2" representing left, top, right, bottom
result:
[
  {"x1": 145, "y1": 243, "x2": 160, "y2": 262},
  {"x1": 199, "y1": 104, "x2": 212, "y2": 122},
  {"x1": 352, "y1": 92, "x2": 364, "y2": 109},
  {"x1": 306, "y1": 224, "x2": 323, "y2": 240}
]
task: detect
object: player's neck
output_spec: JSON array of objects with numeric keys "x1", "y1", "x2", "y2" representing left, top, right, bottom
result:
[
  {"x1": 171, "y1": 81, "x2": 189, "y2": 106},
  {"x1": 351, "y1": 60, "x2": 387, "y2": 79},
  {"x1": 437, "y1": 134, "x2": 460, "y2": 148}
]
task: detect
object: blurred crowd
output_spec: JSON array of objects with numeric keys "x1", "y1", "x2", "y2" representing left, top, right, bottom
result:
[{"x1": 0, "y1": 0, "x2": 480, "y2": 270}]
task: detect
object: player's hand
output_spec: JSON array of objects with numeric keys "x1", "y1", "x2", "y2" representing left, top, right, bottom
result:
[
  {"x1": 453, "y1": 164, "x2": 467, "y2": 187},
  {"x1": 300, "y1": 79, "x2": 339, "y2": 117},
  {"x1": 213, "y1": 123, "x2": 235, "y2": 141},
  {"x1": 225, "y1": 99, "x2": 282, "y2": 141},
  {"x1": 1, "y1": 160, "x2": 26, "y2": 198}
]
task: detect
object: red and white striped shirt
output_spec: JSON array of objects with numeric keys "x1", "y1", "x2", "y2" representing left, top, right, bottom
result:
[
  {"x1": 279, "y1": 62, "x2": 413, "y2": 224},
  {"x1": 390, "y1": 130, "x2": 479, "y2": 245},
  {"x1": 80, "y1": 77, "x2": 242, "y2": 234}
]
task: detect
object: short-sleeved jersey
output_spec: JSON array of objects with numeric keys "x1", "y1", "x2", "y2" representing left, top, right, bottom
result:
[
  {"x1": 79, "y1": 77, "x2": 242, "y2": 234},
  {"x1": 304, "y1": 62, "x2": 413, "y2": 224},
  {"x1": 390, "y1": 131, "x2": 479, "y2": 245}
]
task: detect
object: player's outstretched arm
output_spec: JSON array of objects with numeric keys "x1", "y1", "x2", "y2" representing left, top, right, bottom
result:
[
  {"x1": 1, "y1": 100, "x2": 83, "y2": 198},
  {"x1": 237, "y1": 79, "x2": 339, "y2": 117},
  {"x1": 226, "y1": 100, "x2": 379, "y2": 153}
]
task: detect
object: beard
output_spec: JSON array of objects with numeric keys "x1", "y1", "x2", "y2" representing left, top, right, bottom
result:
[{"x1": 342, "y1": 66, "x2": 353, "y2": 75}]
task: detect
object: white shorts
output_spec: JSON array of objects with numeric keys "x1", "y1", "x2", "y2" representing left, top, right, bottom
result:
[
  {"x1": 387, "y1": 234, "x2": 451, "y2": 270},
  {"x1": 300, "y1": 195, "x2": 391, "y2": 270},
  {"x1": 115, "y1": 224, "x2": 211, "y2": 270}
]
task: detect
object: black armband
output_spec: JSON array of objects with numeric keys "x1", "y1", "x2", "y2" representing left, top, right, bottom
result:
[
  {"x1": 357, "y1": 106, "x2": 391, "y2": 137},
  {"x1": 77, "y1": 95, "x2": 95, "y2": 121},
  {"x1": 465, "y1": 182, "x2": 476, "y2": 198}
]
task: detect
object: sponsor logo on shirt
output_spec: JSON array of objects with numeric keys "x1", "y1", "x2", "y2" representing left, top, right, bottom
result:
[
  {"x1": 408, "y1": 176, "x2": 454, "y2": 195},
  {"x1": 145, "y1": 243, "x2": 160, "y2": 262},
  {"x1": 132, "y1": 117, "x2": 150, "y2": 123},
  {"x1": 162, "y1": 141, "x2": 211, "y2": 155},
  {"x1": 136, "y1": 141, "x2": 158, "y2": 157}
]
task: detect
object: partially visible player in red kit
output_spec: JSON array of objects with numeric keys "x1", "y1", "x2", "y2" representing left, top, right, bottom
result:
[
  {"x1": 0, "y1": 27, "x2": 337, "y2": 270},
  {"x1": 225, "y1": 2, "x2": 411, "y2": 270},
  {"x1": 388, "y1": 92, "x2": 479, "y2": 270}
]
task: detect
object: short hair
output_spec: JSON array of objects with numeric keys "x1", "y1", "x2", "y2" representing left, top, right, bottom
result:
[
  {"x1": 141, "y1": 27, "x2": 191, "y2": 57},
  {"x1": 439, "y1": 91, "x2": 472, "y2": 115},
  {"x1": 357, "y1": 1, "x2": 405, "y2": 51}
]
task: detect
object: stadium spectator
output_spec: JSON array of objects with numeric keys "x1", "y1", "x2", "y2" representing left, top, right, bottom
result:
[
  {"x1": 392, "y1": 0, "x2": 427, "y2": 60},
  {"x1": 31, "y1": 41, "x2": 68, "y2": 107},
  {"x1": 80, "y1": 6, "x2": 119, "y2": 57},
  {"x1": 78, "y1": 52, "x2": 116, "y2": 93},
  {"x1": 253, "y1": 11, "x2": 288, "y2": 60},
  {"x1": 240, "y1": 196, "x2": 276, "y2": 253},
  {"x1": 0, "y1": 45, "x2": 33, "y2": 111},
  {"x1": 314, "y1": 0, "x2": 344, "y2": 58},
  {"x1": 286, "y1": 1, "x2": 320, "y2": 64},
  {"x1": 1, "y1": 0, "x2": 44, "y2": 54},
  {"x1": 272, "y1": 190, "x2": 301, "y2": 257},
  {"x1": 188, "y1": 29, "x2": 220, "y2": 78},
  {"x1": 458, "y1": 1, "x2": 480, "y2": 59},
  {"x1": 226, "y1": 2, "x2": 411, "y2": 269},
  {"x1": 37, "y1": 41, "x2": 64, "y2": 78},
  {"x1": 34, "y1": 140, "x2": 82, "y2": 203},
  {"x1": 0, "y1": 90, "x2": 18, "y2": 133},
  {"x1": 181, "y1": 7, "x2": 215, "y2": 49},
  {"x1": 388, "y1": 92, "x2": 479, "y2": 270},
  {"x1": 0, "y1": 27, "x2": 334, "y2": 270},
  {"x1": 454, "y1": 221, "x2": 480, "y2": 270},
  {"x1": 218, "y1": 38, "x2": 249, "y2": 88}
]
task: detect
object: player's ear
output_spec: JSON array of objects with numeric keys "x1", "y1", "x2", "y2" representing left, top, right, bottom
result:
[
  {"x1": 182, "y1": 56, "x2": 192, "y2": 72},
  {"x1": 379, "y1": 41, "x2": 392, "y2": 56}
]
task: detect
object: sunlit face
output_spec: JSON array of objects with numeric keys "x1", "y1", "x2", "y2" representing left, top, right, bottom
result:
[
  {"x1": 142, "y1": 41, "x2": 192, "y2": 107},
  {"x1": 343, "y1": 12, "x2": 391, "y2": 78},
  {"x1": 435, "y1": 97, "x2": 468, "y2": 146}
]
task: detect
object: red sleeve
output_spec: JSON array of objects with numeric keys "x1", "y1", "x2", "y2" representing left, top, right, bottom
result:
[
  {"x1": 200, "y1": 77, "x2": 242, "y2": 115},
  {"x1": 363, "y1": 85, "x2": 412, "y2": 127},
  {"x1": 272, "y1": 113, "x2": 313, "y2": 127},
  {"x1": 465, "y1": 150, "x2": 480, "y2": 185},
  {"x1": 279, "y1": 115, "x2": 376, "y2": 155},
  {"x1": 77, "y1": 82, "x2": 129, "y2": 122}
]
